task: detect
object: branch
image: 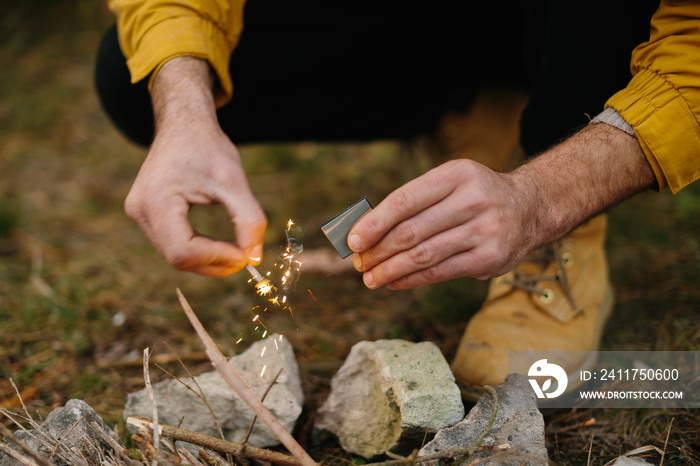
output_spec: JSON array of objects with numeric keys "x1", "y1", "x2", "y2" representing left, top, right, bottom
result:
[
  {"x1": 128, "y1": 417, "x2": 304, "y2": 466},
  {"x1": 143, "y1": 347, "x2": 160, "y2": 463},
  {"x1": 175, "y1": 288, "x2": 316, "y2": 466},
  {"x1": 0, "y1": 422, "x2": 53, "y2": 466},
  {"x1": 242, "y1": 368, "x2": 284, "y2": 445}
]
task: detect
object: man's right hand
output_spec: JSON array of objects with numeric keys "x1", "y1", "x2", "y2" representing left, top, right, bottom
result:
[{"x1": 124, "y1": 56, "x2": 267, "y2": 277}]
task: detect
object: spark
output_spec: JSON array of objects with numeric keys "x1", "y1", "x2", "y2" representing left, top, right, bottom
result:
[
  {"x1": 247, "y1": 264, "x2": 276, "y2": 296},
  {"x1": 307, "y1": 288, "x2": 318, "y2": 303},
  {"x1": 255, "y1": 281, "x2": 275, "y2": 296},
  {"x1": 240, "y1": 220, "x2": 302, "y2": 370}
]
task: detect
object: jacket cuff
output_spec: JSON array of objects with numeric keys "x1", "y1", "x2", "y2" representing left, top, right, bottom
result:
[
  {"x1": 606, "y1": 68, "x2": 700, "y2": 193},
  {"x1": 590, "y1": 108, "x2": 636, "y2": 138},
  {"x1": 126, "y1": 16, "x2": 234, "y2": 107}
]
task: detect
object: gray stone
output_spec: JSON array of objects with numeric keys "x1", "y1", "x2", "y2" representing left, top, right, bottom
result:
[
  {"x1": 124, "y1": 334, "x2": 303, "y2": 448},
  {"x1": 0, "y1": 399, "x2": 124, "y2": 466},
  {"x1": 314, "y1": 339, "x2": 464, "y2": 459},
  {"x1": 419, "y1": 373, "x2": 548, "y2": 465}
]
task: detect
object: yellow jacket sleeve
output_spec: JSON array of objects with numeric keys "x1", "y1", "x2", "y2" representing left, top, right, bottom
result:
[
  {"x1": 107, "y1": 0, "x2": 245, "y2": 107},
  {"x1": 605, "y1": 0, "x2": 700, "y2": 193}
]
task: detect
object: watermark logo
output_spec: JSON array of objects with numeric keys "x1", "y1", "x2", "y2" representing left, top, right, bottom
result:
[
  {"x1": 528, "y1": 359, "x2": 568, "y2": 399},
  {"x1": 510, "y1": 351, "x2": 699, "y2": 408}
]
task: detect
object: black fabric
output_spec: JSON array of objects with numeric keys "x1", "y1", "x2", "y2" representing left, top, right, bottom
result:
[
  {"x1": 94, "y1": 1, "x2": 659, "y2": 153},
  {"x1": 219, "y1": 1, "x2": 529, "y2": 143},
  {"x1": 519, "y1": 0, "x2": 660, "y2": 156},
  {"x1": 94, "y1": 2, "x2": 528, "y2": 147}
]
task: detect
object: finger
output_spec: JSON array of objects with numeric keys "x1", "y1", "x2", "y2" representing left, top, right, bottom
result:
[
  {"x1": 174, "y1": 236, "x2": 250, "y2": 277},
  {"x1": 383, "y1": 250, "x2": 483, "y2": 290},
  {"x1": 348, "y1": 161, "x2": 471, "y2": 253},
  {"x1": 360, "y1": 223, "x2": 474, "y2": 289},
  {"x1": 353, "y1": 194, "x2": 471, "y2": 273},
  {"x1": 378, "y1": 225, "x2": 524, "y2": 290},
  {"x1": 150, "y1": 196, "x2": 250, "y2": 274}
]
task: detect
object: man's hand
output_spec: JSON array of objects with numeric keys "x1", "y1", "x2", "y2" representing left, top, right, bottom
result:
[
  {"x1": 347, "y1": 159, "x2": 536, "y2": 289},
  {"x1": 124, "y1": 57, "x2": 267, "y2": 277},
  {"x1": 349, "y1": 123, "x2": 655, "y2": 290}
]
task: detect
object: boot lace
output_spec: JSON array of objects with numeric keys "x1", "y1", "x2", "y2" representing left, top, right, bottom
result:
[{"x1": 502, "y1": 239, "x2": 578, "y2": 311}]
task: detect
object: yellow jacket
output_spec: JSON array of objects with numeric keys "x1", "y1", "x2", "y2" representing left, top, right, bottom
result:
[
  {"x1": 110, "y1": 0, "x2": 699, "y2": 192},
  {"x1": 108, "y1": 0, "x2": 246, "y2": 108},
  {"x1": 606, "y1": 0, "x2": 700, "y2": 193}
]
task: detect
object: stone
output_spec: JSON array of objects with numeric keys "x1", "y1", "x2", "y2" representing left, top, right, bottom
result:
[
  {"x1": 0, "y1": 399, "x2": 124, "y2": 466},
  {"x1": 314, "y1": 339, "x2": 464, "y2": 459},
  {"x1": 419, "y1": 373, "x2": 548, "y2": 465},
  {"x1": 123, "y1": 334, "x2": 303, "y2": 448}
]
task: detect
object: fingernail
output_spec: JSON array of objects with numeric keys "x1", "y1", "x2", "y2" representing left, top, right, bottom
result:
[
  {"x1": 348, "y1": 234, "x2": 362, "y2": 252},
  {"x1": 249, "y1": 245, "x2": 263, "y2": 265},
  {"x1": 353, "y1": 253, "x2": 363, "y2": 272},
  {"x1": 363, "y1": 271, "x2": 374, "y2": 288}
]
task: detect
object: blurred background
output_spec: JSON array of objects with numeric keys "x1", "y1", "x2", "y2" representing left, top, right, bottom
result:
[{"x1": 0, "y1": 1, "x2": 698, "y2": 463}]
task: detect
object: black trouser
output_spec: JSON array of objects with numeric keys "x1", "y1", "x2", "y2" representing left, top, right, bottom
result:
[{"x1": 95, "y1": 1, "x2": 658, "y2": 156}]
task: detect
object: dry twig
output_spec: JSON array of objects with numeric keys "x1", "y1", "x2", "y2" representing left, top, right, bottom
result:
[
  {"x1": 178, "y1": 446, "x2": 207, "y2": 466},
  {"x1": 473, "y1": 385, "x2": 498, "y2": 450},
  {"x1": 154, "y1": 346, "x2": 234, "y2": 465},
  {"x1": 143, "y1": 347, "x2": 160, "y2": 464},
  {"x1": 48, "y1": 415, "x2": 83, "y2": 462},
  {"x1": 161, "y1": 340, "x2": 227, "y2": 442},
  {"x1": 660, "y1": 416, "x2": 675, "y2": 466},
  {"x1": 242, "y1": 368, "x2": 284, "y2": 445},
  {"x1": 176, "y1": 288, "x2": 316, "y2": 466},
  {"x1": 0, "y1": 441, "x2": 41, "y2": 466},
  {"x1": 128, "y1": 417, "x2": 305, "y2": 466},
  {"x1": 0, "y1": 422, "x2": 53, "y2": 466}
]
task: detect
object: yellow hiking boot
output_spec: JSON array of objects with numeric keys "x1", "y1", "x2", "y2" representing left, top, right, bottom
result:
[{"x1": 451, "y1": 214, "x2": 614, "y2": 400}]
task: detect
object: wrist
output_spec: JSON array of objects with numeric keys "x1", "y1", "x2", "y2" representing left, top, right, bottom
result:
[
  {"x1": 151, "y1": 56, "x2": 218, "y2": 135},
  {"x1": 509, "y1": 123, "x2": 655, "y2": 249}
]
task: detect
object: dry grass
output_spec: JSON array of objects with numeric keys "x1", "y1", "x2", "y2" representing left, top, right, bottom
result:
[{"x1": 0, "y1": 1, "x2": 698, "y2": 465}]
